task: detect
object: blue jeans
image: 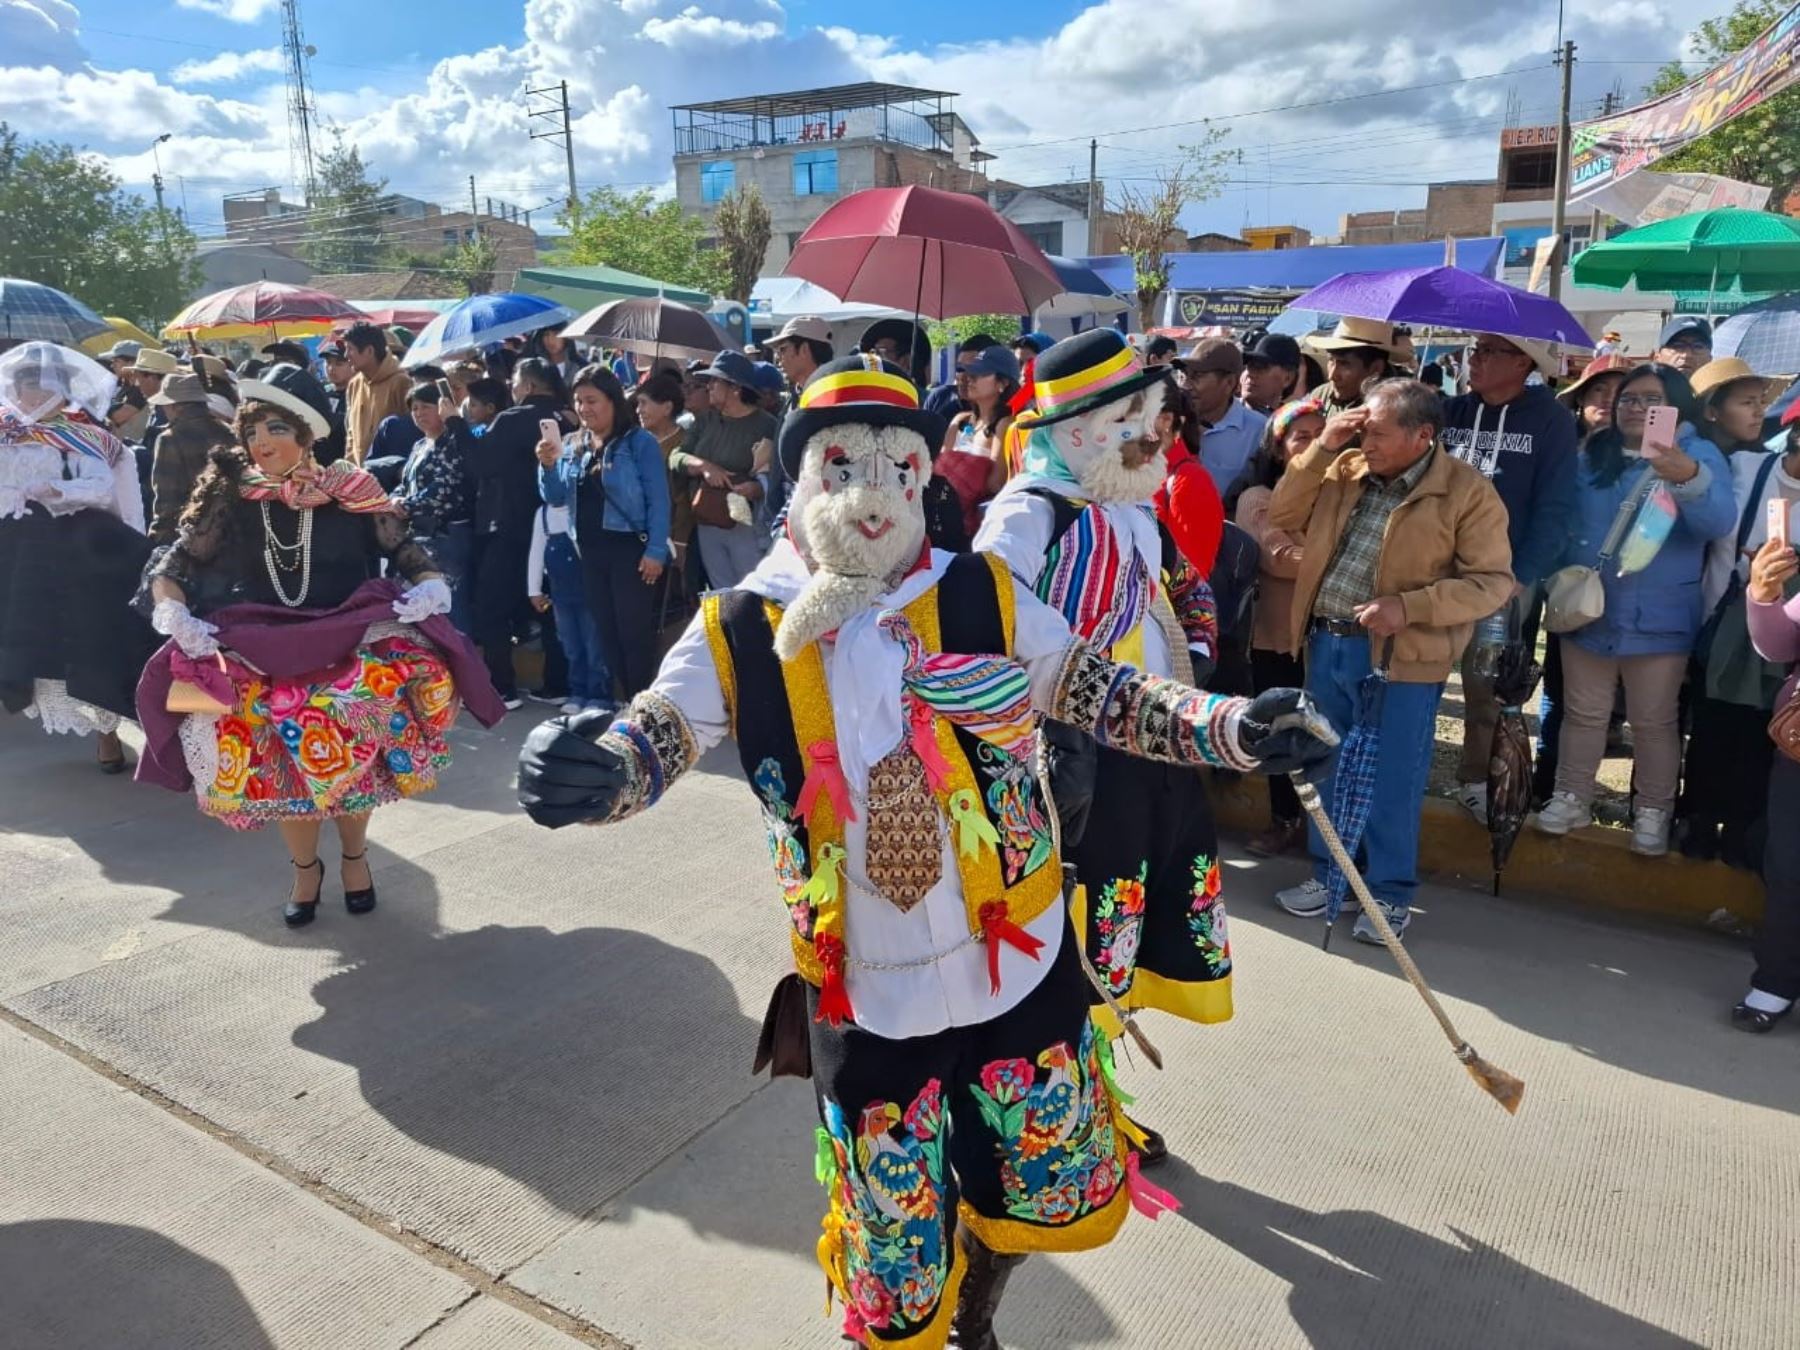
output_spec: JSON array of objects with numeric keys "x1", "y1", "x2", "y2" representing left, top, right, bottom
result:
[
  {"x1": 421, "y1": 522, "x2": 475, "y2": 635},
  {"x1": 544, "y1": 536, "x2": 609, "y2": 703},
  {"x1": 1305, "y1": 631, "x2": 1445, "y2": 913}
]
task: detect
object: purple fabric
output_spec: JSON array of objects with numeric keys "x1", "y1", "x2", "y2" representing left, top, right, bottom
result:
[
  {"x1": 135, "y1": 577, "x2": 505, "y2": 792},
  {"x1": 1748, "y1": 594, "x2": 1800, "y2": 709},
  {"x1": 1291, "y1": 266, "x2": 1593, "y2": 347}
]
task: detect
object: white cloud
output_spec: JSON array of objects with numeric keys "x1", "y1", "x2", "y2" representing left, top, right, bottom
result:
[
  {"x1": 171, "y1": 46, "x2": 285, "y2": 83},
  {"x1": 1, "y1": 0, "x2": 86, "y2": 70},
  {"x1": 173, "y1": 0, "x2": 280, "y2": 21},
  {"x1": 641, "y1": 7, "x2": 781, "y2": 47}
]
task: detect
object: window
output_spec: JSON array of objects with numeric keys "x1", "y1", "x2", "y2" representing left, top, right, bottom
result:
[
  {"x1": 794, "y1": 149, "x2": 838, "y2": 197},
  {"x1": 442, "y1": 229, "x2": 459, "y2": 246},
  {"x1": 701, "y1": 161, "x2": 735, "y2": 204},
  {"x1": 1017, "y1": 221, "x2": 1062, "y2": 255}
]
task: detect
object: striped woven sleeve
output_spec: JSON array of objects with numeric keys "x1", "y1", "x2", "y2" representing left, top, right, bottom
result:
[{"x1": 1048, "y1": 642, "x2": 1256, "y2": 772}]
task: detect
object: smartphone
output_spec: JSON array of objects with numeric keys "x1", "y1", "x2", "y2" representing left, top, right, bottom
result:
[
  {"x1": 1643, "y1": 404, "x2": 1678, "y2": 457},
  {"x1": 436, "y1": 379, "x2": 452, "y2": 401},
  {"x1": 1769, "y1": 497, "x2": 1791, "y2": 550},
  {"x1": 539, "y1": 417, "x2": 563, "y2": 450}
]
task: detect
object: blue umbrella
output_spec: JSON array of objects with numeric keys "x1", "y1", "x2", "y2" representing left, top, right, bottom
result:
[
  {"x1": 1036, "y1": 255, "x2": 1128, "y2": 318},
  {"x1": 0, "y1": 277, "x2": 112, "y2": 346},
  {"x1": 1715, "y1": 293, "x2": 1800, "y2": 375},
  {"x1": 401, "y1": 292, "x2": 576, "y2": 370}
]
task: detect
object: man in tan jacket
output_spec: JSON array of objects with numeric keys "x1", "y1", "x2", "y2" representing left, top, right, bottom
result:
[
  {"x1": 1266, "y1": 378, "x2": 1513, "y2": 943},
  {"x1": 342, "y1": 322, "x2": 411, "y2": 463}
]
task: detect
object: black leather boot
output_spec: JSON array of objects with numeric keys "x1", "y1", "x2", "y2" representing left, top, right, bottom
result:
[{"x1": 947, "y1": 1226, "x2": 1026, "y2": 1350}]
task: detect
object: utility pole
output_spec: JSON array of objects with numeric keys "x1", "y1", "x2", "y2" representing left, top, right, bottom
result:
[
  {"x1": 1087, "y1": 139, "x2": 1099, "y2": 255},
  {"x1": 149, "y1": 133, "x2": 173, "y2": 259},
  {"x1": 1548, "y1": 38, "x2": 1576, "y2": 303},
  {"x1": 469, "y1": 175, "x2": 479, "y2": 224},
  {"x1": 527, "y1": 79, "x2": 579, "y2": 221}
]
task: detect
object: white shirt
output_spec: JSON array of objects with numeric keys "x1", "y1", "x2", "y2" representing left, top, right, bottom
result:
[
  {"x1": 0, "y1": 439, "x2": 143, "y2": 532},
  {"x1": 975, "y1": 477, "x2": 1174, "y2": 678},
  {"x1": 647, "y1": 541, "x2": 1082, "y2": 1038},
  {"x1": 527, "y1": 503, "x2": 572, "y2": 598}
]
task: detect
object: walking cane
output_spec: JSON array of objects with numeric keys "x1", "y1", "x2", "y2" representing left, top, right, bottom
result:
[{"x1": 1291, "y1": 772, "x2": 1525, "y2": 1114}]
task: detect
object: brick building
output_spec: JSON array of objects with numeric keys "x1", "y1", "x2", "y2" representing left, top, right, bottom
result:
[{"x1": 1339, "y1": 180, "x2": 1499, "y2": 246}]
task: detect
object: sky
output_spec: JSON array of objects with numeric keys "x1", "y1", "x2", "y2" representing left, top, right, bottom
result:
[{"x1": 0, "y1": 0, "x2": 1726, "y2": 249}]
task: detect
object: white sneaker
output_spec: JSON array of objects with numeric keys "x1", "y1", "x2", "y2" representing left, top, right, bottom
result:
[
  {"x1": 560, "y1": 700, "x2": 584, "y2": 715},
  {"x1": 1454, "y1": 782, "x2": 1488, "y2": 821},
  {"x1": 1631, "y1": 807, "x2": 1671, "y2": 857},
  {"x1": 1533, "y1": 791, "x2": 1589, "y2": 836},
  {"x1": 1275, "y1": 878, "x2": 1329, "y2": 918}
]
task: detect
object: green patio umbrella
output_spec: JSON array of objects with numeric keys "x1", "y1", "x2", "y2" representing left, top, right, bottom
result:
[
  {"x1": 1573, "y1": 209, "x2": 1800, "y2": 310},
  {"x1": 514, "y1": 264, "x2": 711, "y2": 313}
]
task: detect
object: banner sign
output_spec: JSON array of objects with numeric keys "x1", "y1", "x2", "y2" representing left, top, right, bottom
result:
[
  {"x1": 1174, "y1": 290, "x2": 1295, "y2": 328},
  {"x1": 1570, "y1": 2, "x2": 1800, "y2": 202}
]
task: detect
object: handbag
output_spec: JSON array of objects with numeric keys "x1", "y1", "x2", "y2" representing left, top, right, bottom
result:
[
  {"x1": 751, "y1": 972, "x2": 813, "y2": 1079},
  {"x1": 691, "y1": 482, "x2": 736, "y2": 529},
  {"x1": 166, "y1": 652, "x2": 232, "y2": 715},
  {"x1": 1542, "y1": 469, "x2": 1661, "y2": 634},
  {"x1": 1769, "y1": 686, "x2": 1800, "y2": 764}
]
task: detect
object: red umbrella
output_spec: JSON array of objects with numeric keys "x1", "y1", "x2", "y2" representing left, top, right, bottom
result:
[
  {"x1": 338, "y1": 306, "x2": 448, "y2": 330},
  {"x1": 783, "y1": 186, "x2": 1064, "y2": 319},
  {"x1": 164, "y1": 282, "x2": 363, "y2": 340}
]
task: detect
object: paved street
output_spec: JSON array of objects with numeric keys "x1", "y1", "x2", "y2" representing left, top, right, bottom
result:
[{"x1": 2, "y1": 707, "x2": 1796, "y2": 1350}]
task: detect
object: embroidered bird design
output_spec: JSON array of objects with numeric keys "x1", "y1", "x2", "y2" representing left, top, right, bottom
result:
[
  {"x1": 856, "y1": 1102, "x2": 938, "y2": 1222},
  {"x1": 1015, "y1": 1044, "x2": 1080, "y2": 1161}
]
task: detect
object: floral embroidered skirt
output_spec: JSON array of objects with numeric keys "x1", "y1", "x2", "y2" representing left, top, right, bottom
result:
[
  {"x1": 178, "y1": 626, "x2": 462, "y2": 830},
  {"x1": 809, "y1": 938, "x2": 1138, "y2": 1348},
  {"x1": 1068, "y1": 749, "x2": 1231, "y2": 1025}
]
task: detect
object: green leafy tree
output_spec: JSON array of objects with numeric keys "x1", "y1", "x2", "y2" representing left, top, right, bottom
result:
[
  {"x1": 712, "y1": 183, "x2": 771, "y2": 304},
  {"x1": 303, "y1": 129, "x2": 389, "y2": 272},
  {"x1": 441, "y1": 234, "x2": 500, "y2": 296},
  {"x1": 1113, "y1": 127, "x2": 1232, "y2": 329},
  {"x1": 1644, "y1": 1, "x2": 1800, "y2": 202},
  {"x1": 925, "y1": 314, "x2": 1019, "y2": 353},
  {"x1": 556, "y1": 186, "x2": 727, "y2": 296},
  {"x1": 0, "y1": 123, "x2": 199, "y2": 326}
]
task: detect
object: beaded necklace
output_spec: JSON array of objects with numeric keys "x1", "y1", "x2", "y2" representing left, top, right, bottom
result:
[{"x1": 259, "y1": 500, "x2": 313, "y2": 607}]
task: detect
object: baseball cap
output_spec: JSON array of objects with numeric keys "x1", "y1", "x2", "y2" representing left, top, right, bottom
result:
[
  {"x1": 1658, "y1": 316, "x2": 1713, "y2": 349},
  {"x1": 750, "y1": 360, "x2": 786, "y2": 393},
  {"x1": 699, "y1": 349, "x2": 759, "y2": 390},
  {"x1": 1179, "y1": 337, "x2": 1244, "y2": 379},
  {"x1": 1012, "y1": 330, "x2": 1056, "y2": 356},
  {"x1": 1243, "y1": 331, "x2": 1302, "y2": 370},
  {"x1": 965, "y1": 345, "x2": 1022, "y2": 383},
  {"x1": 773, "y1": 316, "x2": 830, "y2": 346},
  {"x1": 317, "y1": 341, "x2": 347, "y2": 360}
]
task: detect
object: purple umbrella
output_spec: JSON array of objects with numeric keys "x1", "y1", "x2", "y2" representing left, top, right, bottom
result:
[{"x1": 1291, "y1": 267, "x2": 1594, "y2": 348}]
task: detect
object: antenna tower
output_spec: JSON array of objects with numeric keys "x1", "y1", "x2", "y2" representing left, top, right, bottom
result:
[{"x1": 281, "y1": 0, "x2": 320, "y2": 201}]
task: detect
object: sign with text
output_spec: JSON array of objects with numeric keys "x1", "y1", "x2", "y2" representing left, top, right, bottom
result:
[
  {"x1": 1174, "y1": 290, "x2": 1296, "y2": 329},
  {"x1": 1569, "y1": 2, "x2": 1800, "y2": 201}
]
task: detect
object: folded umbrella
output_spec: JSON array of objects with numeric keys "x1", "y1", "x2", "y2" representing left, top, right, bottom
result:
[
  {"x1": 1485, "y1": 601, "x2": 1543, "y2": 896},
  {"x1": 1291, "y1": 267, "x2": 1592, "y2": 349}
]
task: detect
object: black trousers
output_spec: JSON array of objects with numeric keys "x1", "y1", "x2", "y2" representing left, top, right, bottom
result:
[
  {"x1": 583, "y1": 530, "x2": 660, "y2": 701},
  {"x1": 1251, "y1": 647, "x2": 1305, "y2": 823},
  {"x1": 1754, "y1": 753, "x2": 1800, "y2": 1000},
  {"x1": 472, "y1": 529, "x2": 530, "y2": 698}
]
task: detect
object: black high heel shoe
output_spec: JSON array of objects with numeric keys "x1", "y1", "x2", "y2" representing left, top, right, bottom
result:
[
  {"x1": 341, "y1": 849, "x2": 377, "y2": 916},
  {"x1": 284, "y1": 858, "x2": 324, "y2": 927}
]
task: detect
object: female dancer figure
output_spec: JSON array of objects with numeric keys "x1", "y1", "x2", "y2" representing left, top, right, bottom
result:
[
  {"x1": 136, "y1": 380, "x2": 503, "y2": 926},
  {"x1": 0, "y1": 342, "x2": 156, "y2": 772}
]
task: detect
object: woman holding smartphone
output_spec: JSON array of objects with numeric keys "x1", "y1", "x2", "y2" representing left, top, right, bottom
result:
[{"x1": 1534, "y1": 364, "x2": 1736, "y2": 855}]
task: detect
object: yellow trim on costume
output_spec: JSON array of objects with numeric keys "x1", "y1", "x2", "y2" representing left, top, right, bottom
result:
[
  {"x1": 800, "y1": 368, "x2": 921, "y2": 409},
  {"x1": 1114, "y1": 619, "x2": 1145, "y2": 670},
  {"x1": 771, "y1": 600, "x2": 845, "y2": 988},
  {"x1": 699, "y1": 593, "x2": 737, "y2": 735},
  {"x1": 1035, "y1": 344, "x2": 1135, "y2": 397},
  {"x1": 1118, "y1": 967, "x2": 1234, "y2": 1023},
  {"x1": 955, "y1": 1183, "x2": 1130, "y2": 1256}
]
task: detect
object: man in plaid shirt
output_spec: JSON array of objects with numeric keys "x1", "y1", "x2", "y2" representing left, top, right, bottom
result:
[{"x1": 1265, "y1": 380, "x2": 1513, "y2": 943}]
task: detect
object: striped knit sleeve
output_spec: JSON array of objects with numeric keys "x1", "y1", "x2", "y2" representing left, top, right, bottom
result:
[{"x1": 1048, "y1": 641, "x2": 1256, "y2": 771}]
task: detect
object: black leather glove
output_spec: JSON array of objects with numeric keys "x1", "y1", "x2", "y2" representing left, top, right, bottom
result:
[
  {"x1": 1236, "y1": 688, "x2": 1339, "y2": 782},
  {"x1": 517, "y1": 710, "x2": 630, "y2": 828}
]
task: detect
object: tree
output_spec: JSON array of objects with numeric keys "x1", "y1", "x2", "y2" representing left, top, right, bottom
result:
[
  {"x1": 0, "y1": 124, "x2": 199, "y2": 326},
  {"x1": 303, "y1": 129, "x2": 389, "y2": 272},
  {"x1": 925, "y1": 314, "x2": 1019, "y2": 355},
  {"x1": 441, "y1": 234, "x2": 500, "y2": 296},
  {"x1": 1112, "y1": 128, "x2": 1232, "y2": 329},
  {"x1": 555, "y1": 186, "x2": 728, "y2": 296},
  {"x1": 1644, "y1": 1, "x2": 1800, "y2": 203},
  {"x1": 712, "y1": 184, "x2": 771, "y2": 303}
]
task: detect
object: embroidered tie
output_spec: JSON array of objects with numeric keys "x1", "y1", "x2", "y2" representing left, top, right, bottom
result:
[{"x1": 862, "y1": 743, "x2": 941, "y2": 912}]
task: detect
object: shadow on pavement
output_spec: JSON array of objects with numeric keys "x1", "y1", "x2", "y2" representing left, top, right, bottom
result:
[
  {"x1": 0, "y1": 1219, "x2": 276, "y2": 1349},
  {"x1": 1161, "y1": 1164, "x2": 1700, "y2": 1350}
]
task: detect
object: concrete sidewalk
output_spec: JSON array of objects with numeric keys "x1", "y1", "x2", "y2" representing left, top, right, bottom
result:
[{"x1": 2, "y1": 712, "x2": 1796, "y2": 1348}]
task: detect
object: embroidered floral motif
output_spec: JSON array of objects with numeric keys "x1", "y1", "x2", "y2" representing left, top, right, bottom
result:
[
  {"x1": 1187, "y1": 855, "x2": 1231, "y2": 974},
  {"x1": 973, "y1": 742, "x2": 1054, "y2": 886},
  {"x1": 1089, "y1": 865, "x2": 1148, "y2": 995},
  {"x1": 754, "y1": 757, "x2": 814, "y2": 940},
  {"x1": 971, "y1": 1019, "x2": 1122, "y2": 1225},
  {"x1": 816, "y1": 1080, "x2": 949, "y2": 1342}
]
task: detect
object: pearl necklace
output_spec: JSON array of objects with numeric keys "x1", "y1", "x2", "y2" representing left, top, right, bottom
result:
[{"x1": 260, "y1": 501, "x2": 313, "y2": 608}]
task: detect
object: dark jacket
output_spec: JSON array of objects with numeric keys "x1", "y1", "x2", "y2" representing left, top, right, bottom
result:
[
  {"x1": 1440, "y1": 385, "x2": 1578, "y2": 587},
  {"x1": 469, "y1": 395, "x2": 570, "y2": 537},
  {"x1": 149, "y1": 408, "x2": 233, "y2": 544}
]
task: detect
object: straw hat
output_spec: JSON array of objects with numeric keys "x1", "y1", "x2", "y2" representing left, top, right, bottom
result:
[
  {"x1": 1558, "y1": 353, "x2": 1632, "y2": 408},
  {"x1": 1691, "y1": 357, "x2": 1787, "y2": 406},
  {"x1": 1305, "y1": 317, "x2": 1415, "y2": 362},
  {"x1": 129, "y1": 348, "x2": 180, "y2": 377}
]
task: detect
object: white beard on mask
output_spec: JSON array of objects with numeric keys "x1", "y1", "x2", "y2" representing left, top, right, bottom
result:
[
  {"x1": 1051, "y1": 379, "x2": 1169, "y2": 504},
  {"x1": 1077, "y1": 442, "x2": 1166, "y2": 503},
  {"x1": 775, "y1": 422, "x2": 931, "y2": 662}
]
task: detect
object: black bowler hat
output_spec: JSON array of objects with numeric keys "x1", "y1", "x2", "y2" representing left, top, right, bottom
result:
[
  {"x1": 1014, "y1": 328, "x2": 1168, "y2": 429},
  {"x1": 778, "y1": 354, "x2": 945, "y2": 481}
]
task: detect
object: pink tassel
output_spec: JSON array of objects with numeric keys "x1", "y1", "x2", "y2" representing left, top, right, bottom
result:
[
  {"x1": 797, "y1": 740, "x2": 857, "y2": 824},
  {"x1": 1126, "y1": 1152, "x2": 1181, "y2": 1221},
  {"x1": 907, "y1": 699, "x2": 954, "y2": 791}
]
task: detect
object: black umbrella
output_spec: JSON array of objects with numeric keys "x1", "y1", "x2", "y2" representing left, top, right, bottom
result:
[{"x1": 561, "y1": 296, "x2": 737, "y2": 363}]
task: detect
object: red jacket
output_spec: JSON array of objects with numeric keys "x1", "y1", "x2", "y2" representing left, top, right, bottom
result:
[{"x1": 1155, "y1": 441, "x2": 1224, "y2": 575}]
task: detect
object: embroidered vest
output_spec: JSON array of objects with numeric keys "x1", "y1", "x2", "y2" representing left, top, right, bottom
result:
[
  {"x1": 701, "y1": 552, "x2": 1062, "y2": 1011},
  {"x1": 1025, "y1": 487, "x2": 1164, "y2": 669}
]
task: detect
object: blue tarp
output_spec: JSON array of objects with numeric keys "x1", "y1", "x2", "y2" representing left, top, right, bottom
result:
[{"x1": 1076, "y1": 238, "x2": 1507, "y2": 293}]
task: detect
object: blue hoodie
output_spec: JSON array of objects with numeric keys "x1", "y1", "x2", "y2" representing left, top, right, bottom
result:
[{"x1": 1440, "y1": 385, "x2": 1578, "y2": 587}]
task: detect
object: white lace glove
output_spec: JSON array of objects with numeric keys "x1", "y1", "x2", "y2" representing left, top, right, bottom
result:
[
  {"x1": 151, "y1": 598, "x2": 221, "y2": 658},
  {"x1": 392, "y1": 577, "x2": 453, "y2": 624}
]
